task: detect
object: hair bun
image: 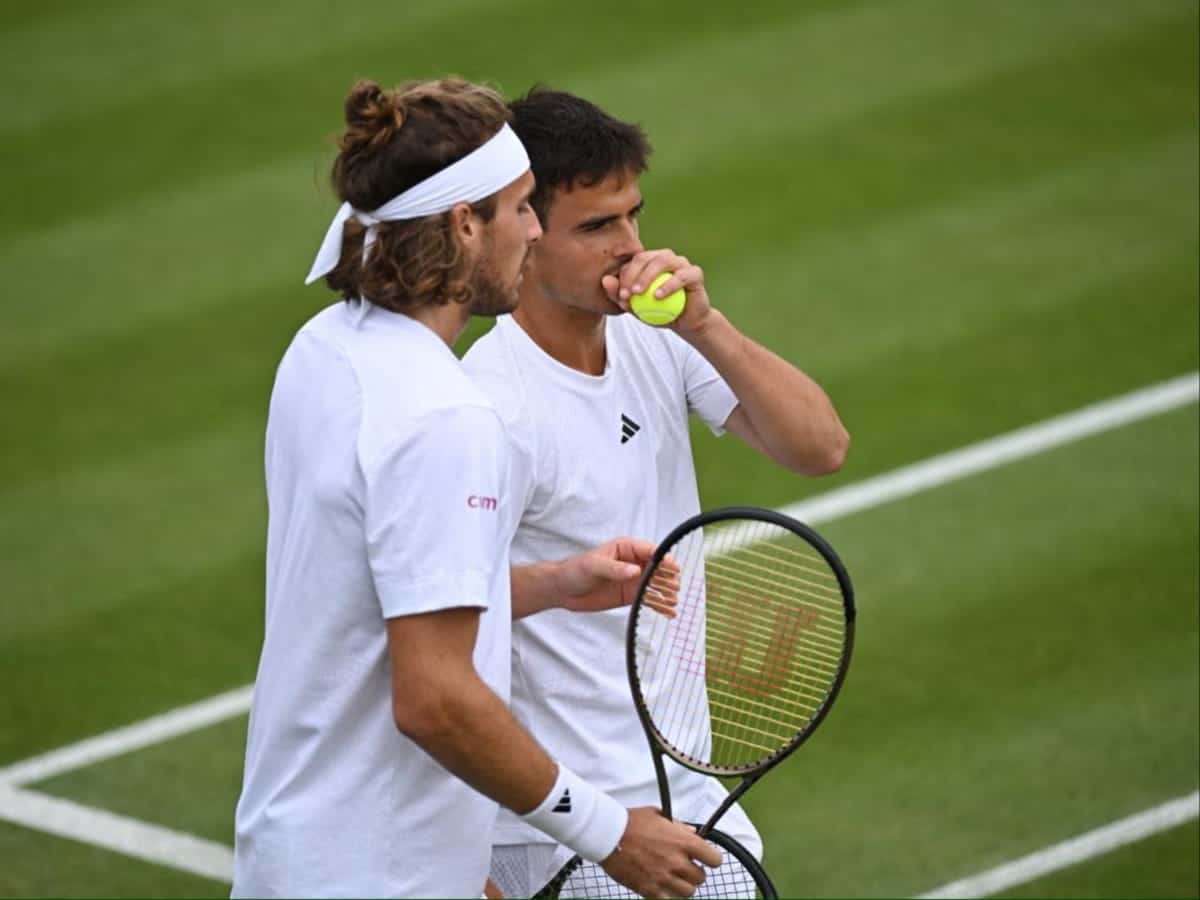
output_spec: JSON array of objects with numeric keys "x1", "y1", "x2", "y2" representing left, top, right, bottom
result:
[{"x1": 341, "y1": 79, "x2": 405, "y2": 152}]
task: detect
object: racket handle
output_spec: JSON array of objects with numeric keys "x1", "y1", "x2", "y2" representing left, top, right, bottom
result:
[{"x1": 651, "y1": 748, "x2": 673, "y2": 820}]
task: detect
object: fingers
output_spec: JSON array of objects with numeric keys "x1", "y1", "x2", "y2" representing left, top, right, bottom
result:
[
  {"x1": 609, "y1": 541, "x2": 679, "y2": 575},
  {"x1": 648, "y1": 263, "x2": 703, "y2": 301},
  {"x1": 642, "y1": 587, "x2": 678, "y2": 617},
  {"x1": 613, "y1": 537, "x2": 657, "y2": 565},
  {"x1": 586, "y1": 540, "x2": 683, "y2": 616},
  {"x1": 648, "y1": 570, "x2": 680, "y2": 596},
  {"x1": 605, "y1": 809, "x2": 721, "y2": 899},
  {"x1": 686, "y1": 833, "x2": 724, "y2": 869},
  {"x1": 656, "y1": 553, "x2": 681, "y2": 578},
  {"x1": 617, "y1": 250, "x2": 690, "y2": 301},
  {"x1": 645, "y1": 569, "x2": 680, "y2": 599},
  {"x1": 614, "y1": 542, "x2": 680, "y2": 616},
  {"x1": 663, "y1": 864, "x2": 707, "y2": 897},
  {"x1": 600, "y1": 273, "x2": 625, "y2": 309}
]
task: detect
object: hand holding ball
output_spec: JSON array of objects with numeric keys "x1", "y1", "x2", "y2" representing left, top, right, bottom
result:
[{"x1": 629, "y1": 273, "x2": 686, "y2": 326}]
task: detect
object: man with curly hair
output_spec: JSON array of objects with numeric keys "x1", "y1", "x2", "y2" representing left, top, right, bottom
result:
[{"x1": 233, "y1": 78, "x2": 720, "y2": 899}]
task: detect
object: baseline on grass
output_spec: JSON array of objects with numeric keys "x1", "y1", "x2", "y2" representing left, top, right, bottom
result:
[{"x1": 537, "y1": 507, "x2": 857, "y2": 898}]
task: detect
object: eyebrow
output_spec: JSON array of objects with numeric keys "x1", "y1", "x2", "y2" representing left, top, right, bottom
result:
[{"x1": 574, "y1": 198, "x2": 644, "y2": 232}]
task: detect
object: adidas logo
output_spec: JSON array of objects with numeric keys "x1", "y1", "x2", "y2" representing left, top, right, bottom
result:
[
  {"x1": 553, "y1": 789, "x2": 572, "y2": 813},
  {"x1": 620, "y1": 414, "x2": 641, "y2": 444}
]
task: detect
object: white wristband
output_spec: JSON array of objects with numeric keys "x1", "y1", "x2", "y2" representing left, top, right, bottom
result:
[{"x1": 520, "y1": 764, "x2": 628, "y2": 863}]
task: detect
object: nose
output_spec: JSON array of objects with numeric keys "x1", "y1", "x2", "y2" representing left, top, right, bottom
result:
[
  {"x1": 614, "y1": 218, "x2": 642, "y2": 257},
  {"x1": 527, "y1": 211, "x2": 543, "y2": 245}
]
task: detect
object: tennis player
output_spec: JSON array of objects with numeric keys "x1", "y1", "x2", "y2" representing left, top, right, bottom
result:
[
  {"x1": 232, "y1": 78, "x2": 720, "y2": 899},
  {"x1": 462, "y1": 88, "x2": 850, "y2": 896}
]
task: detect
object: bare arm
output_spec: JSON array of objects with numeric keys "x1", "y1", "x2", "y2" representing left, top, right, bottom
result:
[
  {"x1": 387, "y1": 607, "x2": 717, "y2": 897},
  {"x1": 388, "y1": 607, "x2": 557, "y2": 811},
  {"x1": 605, "y1": 251, "x2": 849, "y2": 475},
  {"x1": 683, "y1": 309, "x2": 849, "y2": 475}
]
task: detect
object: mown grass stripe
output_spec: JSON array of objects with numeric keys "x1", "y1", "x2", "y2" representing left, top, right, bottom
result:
[
  {"x1": 917, "y1": 791, "x2": 1200, "y2": 899},
  {"x1": 3, "y1": 372, "x2": 1190, "y2": 778},
  {"x1": 0, "y1": 786, "x2": 232, "y2": 883},
  {"x1": 3, "y1": 0, "x2": 1189, "y2": 362}
]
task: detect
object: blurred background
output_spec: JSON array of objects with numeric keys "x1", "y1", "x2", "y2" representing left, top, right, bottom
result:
[{"x1": 1, "y1": 1, "x2": 1197, "y2": 896}]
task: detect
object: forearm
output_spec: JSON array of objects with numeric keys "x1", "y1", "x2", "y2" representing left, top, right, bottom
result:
[
  {"x1": 510, "y1": 561, "x2": 566, "y2": 620},
  {"x1": 682, "y1": 310, "x2": 849, "y2": 474},
  {"x1": 403, "y1": 664, "x2": 557, "y2": 812},
  {"x1": 388, "y1": 610, "x2": 628, "y2": 864},
  {"x1": 402, "y1": 666, "x2": 628, "y2": 863}
]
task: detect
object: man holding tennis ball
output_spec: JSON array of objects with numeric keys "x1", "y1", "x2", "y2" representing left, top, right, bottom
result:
[{"x1": 462, "y1": 87, "x2": 849, "y2": 896}]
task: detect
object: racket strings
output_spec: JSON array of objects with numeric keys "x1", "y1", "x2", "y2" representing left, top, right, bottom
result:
[
  {"x1": 546, "y1": 846, "x2": 766, "y2": 899},
  {"x1": 634, "y1": 519, "x2": 849, "y2": 770}
]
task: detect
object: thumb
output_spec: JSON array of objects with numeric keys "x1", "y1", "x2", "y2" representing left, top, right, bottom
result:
[{"x1": 596, "y1": 557, "x2": 641, "y2": 581}]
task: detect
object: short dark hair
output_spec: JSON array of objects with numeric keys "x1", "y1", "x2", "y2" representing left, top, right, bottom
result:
[{"x1": 509, "y1": 87, "x2": 651, "y2": 224}]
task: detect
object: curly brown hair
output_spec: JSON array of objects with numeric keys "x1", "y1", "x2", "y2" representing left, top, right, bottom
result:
[{"x1": 322, "y1": 78, "x2": 512, "y2": 312}]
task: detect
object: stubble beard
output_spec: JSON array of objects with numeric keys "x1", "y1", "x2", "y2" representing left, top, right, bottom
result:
[{"x1": 468, "y1": 251, "x2": 524, "y2": 316}]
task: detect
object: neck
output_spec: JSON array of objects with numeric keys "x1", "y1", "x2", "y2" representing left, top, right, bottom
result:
[
  {"x1": 512, "y1": 288, "x2": 608, "y2": 375},
  {"x1": 405, "y1": 300, "x2": 473, "y2": 348}
]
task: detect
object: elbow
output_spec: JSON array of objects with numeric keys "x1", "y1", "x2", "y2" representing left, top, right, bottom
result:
[
  {"x1": 823, "y1": 425, "x2": 850, "y2": 473},
  {"x1": 392, "y1": 682, "x2": 459, "y2": 746},
  {"x1": 796, "y1": 425, "x2": 850, "y2": 476}
]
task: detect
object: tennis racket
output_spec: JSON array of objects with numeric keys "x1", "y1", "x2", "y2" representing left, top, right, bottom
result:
[
  {"x1": 630, "y1": 506, "x2": 855, "y2": 836},
  {"x1": 535, "y1": 507, "x2": 854, "y2": 898},
  {"x1": 534, "y1": 825, "x2": 775, "y2": 899}
]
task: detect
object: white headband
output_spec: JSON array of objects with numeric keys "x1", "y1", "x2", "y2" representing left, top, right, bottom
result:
[{"x1": 304, "y1": 122, "x2": 530, "y2": 285}]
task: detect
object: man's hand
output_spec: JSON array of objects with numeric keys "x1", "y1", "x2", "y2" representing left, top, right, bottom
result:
[
  {"x1": 601, "y1": 808, "x2": 723, "y2": 899},
  {"x1": 601, "y1": 248, "x2": 716, "y2": 338},
  {"x1": 558, "y1": 538, "x2": 680, "y2": 618}
]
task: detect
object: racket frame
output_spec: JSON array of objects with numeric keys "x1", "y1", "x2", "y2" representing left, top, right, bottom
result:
[
  {"x1": 534, "y1": 824, "x2": 778, "y2": 899},
  {"x1": 625, "y1": 506, "x2": 856, "y2": 832}
]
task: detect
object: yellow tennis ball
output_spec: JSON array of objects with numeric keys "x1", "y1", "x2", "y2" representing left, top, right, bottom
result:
[{"x1": 630, "y1": 272, "x2": 686, "y2": 326}]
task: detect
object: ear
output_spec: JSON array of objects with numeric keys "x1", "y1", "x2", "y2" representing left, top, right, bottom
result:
[{"x1": 448, "y1": 202, "x2": 482, "y2": 246}]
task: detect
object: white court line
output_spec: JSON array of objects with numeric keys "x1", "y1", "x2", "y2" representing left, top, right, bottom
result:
[
  {"x1": 706, "y1": 371, "x2": 1199, "y2": 557},
  {"x1": 0, "y1": 685, "x2": 254, "y2": 788},
  {"x1": 0, "y1": 785, "x2": 234, "y2": 883},
  {"x1": 785, "y1": 372, "x2": 1198, "y2": 525},
  {"x1": 917, "y1": 790, "x2": 1200, "y2": 898},
  {"x1": 0, "y1": 370, "x2": 1196, "y2": 886}
]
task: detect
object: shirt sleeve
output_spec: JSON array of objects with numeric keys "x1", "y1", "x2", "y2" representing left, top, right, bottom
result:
[
  {"x1": 677, "y1": 337, "x2": 738, "y2": 436},
  {"x1": 360, "y1": 404, "x2": 508, "y2": 620},
  {"x1": 462, "y1": 339, "x2": 539, "y2": 539}
]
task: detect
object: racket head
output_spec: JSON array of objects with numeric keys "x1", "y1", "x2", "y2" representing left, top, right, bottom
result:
[
  {"x1": 627, "y1": 507, "x2": 855, "y2": 778},
  {"x1": 534, "y1": 826, "x2": 777, "y2": 899}
]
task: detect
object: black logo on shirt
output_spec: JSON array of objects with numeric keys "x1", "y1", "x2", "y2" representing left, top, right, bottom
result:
[
  {"x1": 620, "y1": 414, "x2": 641, "y2": 444},
  {"x1": 553, "y1": 789, "x2": 572, "y2": 813}
]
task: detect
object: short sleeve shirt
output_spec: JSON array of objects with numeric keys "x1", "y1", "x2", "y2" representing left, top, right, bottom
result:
[{"x1": 233, "y1": 301, "x2": 512, "y2": 899}]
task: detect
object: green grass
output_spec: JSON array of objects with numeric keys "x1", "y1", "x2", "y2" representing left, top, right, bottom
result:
[
  {"x1": 995, "y1": 820, "x2": 1200, "y2": 899},
  {"x1": 1, "y1": 0, "x2": 1196, "y2": 896},
  {"x1": 25, "y1": 408, "x2": 1200, "y2": 897},
  {"x1": 0, "y1": 822, "x2": 225, "y2": 899},
  {"x1": 744, "y1": 407, "x2": 1198, "y2": 896}
]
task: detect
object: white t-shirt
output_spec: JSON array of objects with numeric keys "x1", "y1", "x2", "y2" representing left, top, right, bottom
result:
[
  {"x1": 233, "y1": 301, "x2": 512, "y2": 899},
  {"x1": 462, "y1": 314, "x2": 761, "y2": 856}
]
